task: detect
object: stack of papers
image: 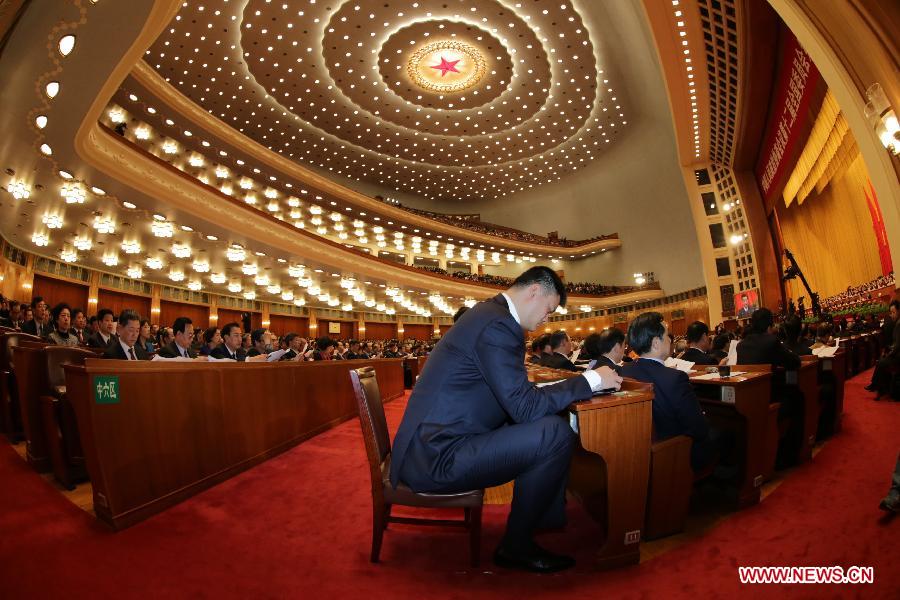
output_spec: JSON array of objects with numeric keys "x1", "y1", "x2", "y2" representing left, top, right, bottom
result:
[
  {"x1": 726, "y1": 340, "x2": 739, "y2": 366},
  {"x1": 812, "y1": 345, "x2": 839, "y2": 358},
  {"x1": 664, "y1": 357, "x2": 695, "y2": 373}
]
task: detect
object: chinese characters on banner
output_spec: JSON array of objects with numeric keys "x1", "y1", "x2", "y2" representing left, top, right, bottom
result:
[{"x1": 755, "y1": 31, "x2": 820, "y2": 201}]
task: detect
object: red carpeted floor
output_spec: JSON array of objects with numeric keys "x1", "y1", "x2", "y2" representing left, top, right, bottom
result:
[{"x1": 1, "y1": 368, "x2": 897, "y2": 599}]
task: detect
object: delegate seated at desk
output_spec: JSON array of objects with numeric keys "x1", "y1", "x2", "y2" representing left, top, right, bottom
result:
[
  {"x1": 538, "y1": 329, "x2": 580, "y2": 372},
  {"x1": 581, "y1": 327, "x2": 625, "y2": 375},
  {"x1": 102, "y1": 310, "x2": 151, "y2": 361},
  {"x1": 391, "y1": 267, "x2": 622, "y2": 574},
  {"x1": 621, "y1": 312, "x2": 722, "y2": 472}
]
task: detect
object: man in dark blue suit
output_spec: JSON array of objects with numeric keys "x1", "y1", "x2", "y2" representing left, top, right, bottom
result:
[
  {"x1": 621, "y1": 312, "x2": 716, "y2": 472},
  {"x1": 391, "y1": 267, "x2": 622, "y2": 573},
  {"x1": 582, "y1": 327, "x2": 625, "y2": 374}
]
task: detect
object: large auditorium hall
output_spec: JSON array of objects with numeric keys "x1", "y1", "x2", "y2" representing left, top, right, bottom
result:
[{"x1": 0, "y1": 0, "x2": 898, "y2": 597}]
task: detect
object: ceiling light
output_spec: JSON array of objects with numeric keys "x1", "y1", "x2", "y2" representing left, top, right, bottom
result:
[
  {"x1": 151, "y1": 221, "x2": 174, "y2": 237},
  {"x1": 73, "y1": 237, "x2": 92, "y2": 251},
  {"x1": 123, "y1": 201, "x2": 137, "y2": 209},
  {"x1": 59, "y1": 248, "x2": 78, "y2": 263},
  {"x1": 169, "y1": 270, "x2": 185, "y2": 282},
  {"x1": 92, "y1": 217, "x2": 115, "y2": 234},
  {"x1": 192, "y1": 260, "x2": 210, "y2": 272},
  {"x1": 293, "y1": 297, "x2": 306, "y2": 306},
  {"x1": 101, "y1": 253, "x2": 119, "y2": 266},
  {"x1": 40, "y1": 144, "x2": 52, "y2": 155},
  {"x1": 7, "y1": 179, "x2": 30, "y2": 200},
  {"x1": 227, "y1": 280, "x2": 242, "y2": 293},
  {"x1": 188, "y1": 280, "x2": 202, "y2": 291},
  {"x1": 31, "y1": 231, "x2": 50, "y2": 247},
  {"x1": 60, "y1": 182, "x2": 86, "y2": 204},
  {"x1": 35, "y1": 115, "x2": 48, "y2": 129},
  {"x1": 45, "y1": 82, "x2": 60, "y2": 99},
  {"x1": 243, "y1": 290, "x2": 256, "y2": 300},
  {"x1": 210, "y1": 273, "x2": 227, "y2": 284},
  {"x1": 121, "y1": 240, "x2": 141, "y2": 254},
  {"x1": 127, "y1": 265, "x2": 143, "y2": 279},
  {"x1": 145, "y1": 256, "x2": 164, "y2": 270},
  {"x1": 58, "y1": 35, "x2": 76, "y2": 56},
  {"x1": 171, "y1": 243, "x2": 191, "y2": 258}
]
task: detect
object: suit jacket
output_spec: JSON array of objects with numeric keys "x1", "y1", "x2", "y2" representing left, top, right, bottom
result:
[
  {"x1": 390, "y1": 294, "x2": 592, "y2": 489},
  {"x1": 157, "y1": 341, "x2": 197, "y2": 359},
  {"x1": 539, "y1": 351, "x2": 579, "y2": 372},
  {"x1": 209, "y1": 345, "x2": 246, "y2": 361},
  {"x1": 592, "y1": 354, "x2": 622, "y2": 375},
  {"x1": 621, "y1": 358, "x2": 709, "y2": 443},
  {"x1": 680, "y1": 347, "x2": 718, "y2": 365},
  {"x1": 736, "y1": 333, "x2": 801, "y2": 369},
  {"x1": 21, "y1": 319, "x2": 51, "y2": 337},
  {"x1": 102, "y1": 340, "x2": 151, "y2": 360},
  {"x1": 280, "y1": 348, "x2": 298, "y2": 361},
  {"x1": 87, "y1": 331, "x2": 115, "y2": 349}
]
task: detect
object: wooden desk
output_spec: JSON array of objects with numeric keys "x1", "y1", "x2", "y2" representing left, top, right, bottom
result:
[
  {"x1": 789, "y1": 358, "x2": 820, "y2": 463},
  {"x1": 569, "y1": 381, "x2": 653, "y2": 568},
  {"x1": 65, "y1": 358, "x2": 404, "y2": 530},
  {"x1": 819, "y1": 349, "x2": 847, "y2": 434},
  {"x1": 403, "y1": 356, "x2": 428, "y2": 387},
  {"x1": 527, "y1": 366, "x2": 652, "y2": 568},
  {"x1": 689, "y1": 369, "x2": 773, "y2": 508},
  {"x1": 11, "y1": 346, "x2": 52, "y2": 471}
]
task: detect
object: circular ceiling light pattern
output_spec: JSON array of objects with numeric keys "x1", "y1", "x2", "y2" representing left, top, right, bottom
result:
[
  {"x1": 144, "y1": 0, "x2": 619, "y2": 201},
  {"x1": 371, "y1": 19, "x2": 521, "y2": 113},
  {"x1": 407, "y1": 41, "x2": 486, "y2": 94}
]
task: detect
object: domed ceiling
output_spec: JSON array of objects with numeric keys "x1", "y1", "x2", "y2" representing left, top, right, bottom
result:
[{"x1": 144, "y1": 0, "x2": 628, "y2": 202}]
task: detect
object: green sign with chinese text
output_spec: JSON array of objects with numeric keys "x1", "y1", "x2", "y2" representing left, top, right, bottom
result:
[{"x1": 94, "y1": 375, "x2": 120, "y2": 404}]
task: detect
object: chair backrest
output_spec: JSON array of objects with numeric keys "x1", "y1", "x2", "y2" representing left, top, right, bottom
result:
[
  {"x1": 0, "y1": 332, "x2": 45, "y2": 372},
  {"x1": 350, "y1": 367, "x2": 392, "y2": 478},
  {"x1": 45, "y1": 346, "x2": 97, "y2": 389}
]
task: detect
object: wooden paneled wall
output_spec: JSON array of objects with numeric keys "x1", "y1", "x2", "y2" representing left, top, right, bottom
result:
[
  {"x1": 268, "y1": 314, "x2": 309, "y2": 337},
  {"x1": 97, "y1": 289, "x2": 152, "y2": 321},
  {"x1": 32, "y1": 275, "x2": 89, "y2": 312},
  {"x1": 319, "y1": 320, "x2": 356, "y2": 340},
  {"x1": 159, "y1": 300, "x2": 209, "y2": 330},
  {"x1": 402, "y1": 323, "x2": 433, "y2": 340},
  {"x1": 363, "y1": 321, "x2": 396, "y2": 340}
]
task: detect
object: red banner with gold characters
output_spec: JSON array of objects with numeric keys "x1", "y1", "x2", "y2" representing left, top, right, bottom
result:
[
  {"x1": 755, "y1": 31, "x2": 820, "y2": 201},
  {"x1": 864, "y1": 181, "x2": 893, "y2": 275}
]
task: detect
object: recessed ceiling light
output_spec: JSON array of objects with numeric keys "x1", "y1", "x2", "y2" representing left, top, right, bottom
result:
[
  {"x1": 40, "y1": 144, "x2": 52, "y2": 155},
  {"x1": 123, "y1": 201, "x2": 137, "y2": 209},
  {"x1": 152, "y1": 213, "x2": 166, "y2": 221},
  {"x1": 91, "y1": 186, "x2": 105, "y2": 195},
  {"x1": 35, "y1": 115, "x2": 48, "y2": 129},
  {"x1": 58, "y1": 170, "x2": 73, "y2": 179},
  {"x1": 45, "y1": 82, "x2": 60, "y2": 98},
  {"x1": 181, "y1": 225, "x2": 194, "y2": 231},
  {"x1": 206, "y1": 235, "x2": 218, "y2": 241},
  {"x1": 58, "y1": 35, "x2": 76, "y2": 56}
]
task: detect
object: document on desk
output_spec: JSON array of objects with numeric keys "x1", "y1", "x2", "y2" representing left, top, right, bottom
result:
[
  {"x1": 664, "y1": 357, "x2": 695, "y2": 372},
  {"x1": 151, "y1": 355, "x2": 196, "y2": 362},
  {"x1": 812, "y1": 345, "x2": 838, "y2": 358},
  {"x1": 266, "y1": 349, "x2": 287, "y2": 362},
  {"x1": 726, "y1": 340, "x2": 739, "y2": 366},
  {"x1": 206, "y1": 356, "x2": 236, "y2": 362}
]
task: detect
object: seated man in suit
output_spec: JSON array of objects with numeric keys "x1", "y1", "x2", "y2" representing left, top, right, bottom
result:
[
  {"x1": 157, "y1": 317, "x2": 196, "y2": 358},
  {"x1": 680, "y1": 321, "x2": 719, "y2": 365},
  {"x1": 280, "y1": 333, "x2": 308, "y2": 361},
  {"x1": 527, "y1": 333, "x2": 550, "y2": 364},
  {"x1": 736, "y1": 308, "x2": 801, "y2": 369},
  {"x1": 21, "y1": 296, "x2": 51, "y2": 338},
  {"x1": 781, "y1": 315, "x2": 812, "y2": 356},
  {"x1": 621, "y1": 312, "x2": 717, "y2": 472},
  {"x1": 382, "y1": 341, "x2": 403, "y2": 358},
  {"x1": 538, "y1": 330, "x2": 579, "y2": 371},
  {"x1": 209, "y1": 322, "x2": 247, "y2": 361},
  {"x1": 582, "y1": 327, "x2": 625, "y2": 374},
  {"x1": 102, "y1": 310, "x2": 151, "y2": 360},
  {"x1": 344, "y1": 339, "x2": 368, "y2": 360},
  {"x1": 311, "y1": 336, "x2": 336, "y2": 360},
  {"x1": 868, "y1": 300, "x2": 900, "y2": 397},
  {"x1": 88, "y1": 308, "x2": 118, "y2": 348},
  {"x1": 245, "y1": 328, "x2": 272, "y2": 358},
  {"x1": 392, "y1": 267, "x2": 622, "y2": 573}
]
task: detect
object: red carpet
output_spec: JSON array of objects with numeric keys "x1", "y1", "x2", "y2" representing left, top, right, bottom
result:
[{"x1": 0, "y1": 369, "x2": 897, "y2": 599}]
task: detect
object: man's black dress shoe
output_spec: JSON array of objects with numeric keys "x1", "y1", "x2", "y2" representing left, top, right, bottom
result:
[
  {"x1": 493, "y1": 543, "x2": 575, "y2": 573},
  {"x1": 879, "y1": 493, "x2": 899, "y2": 513},
  {"x1": 864, "y1": 384, "x2": 877, "y2": 392}
]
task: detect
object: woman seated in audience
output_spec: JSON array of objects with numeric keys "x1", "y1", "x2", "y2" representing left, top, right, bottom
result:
[
  {"x1": 199, "y1": 327, "x2": 222, "y2": 356},
  {"x1": 139, "y1": 319, "x2": 156, "y2": 354},
  {"x1": 47, "y1": 302, "x2": 79, "y2": 347}
]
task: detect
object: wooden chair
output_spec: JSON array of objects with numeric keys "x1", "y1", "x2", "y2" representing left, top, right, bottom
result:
[
  {"x1": 40, "y1": 346, "x2": 95, "y2": 489},
  {"x1": 349, "y1": 366, "x2": 483, "y2": 566},
  {"x1": 0, "y1": 332, "x2": 44, "y2": 438},
  {"x1": 11, "y1": 344, "x2": 52, "y2": 471}
]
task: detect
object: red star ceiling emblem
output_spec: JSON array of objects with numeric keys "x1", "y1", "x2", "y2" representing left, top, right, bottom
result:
[{"x1": 430, "y1": 56, "x2": 461, "y2": 77}]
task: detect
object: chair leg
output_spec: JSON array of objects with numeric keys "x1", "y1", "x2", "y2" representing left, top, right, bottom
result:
[
  {"x1": 468, "y1": 505, "x2": 482, "y2": 568},
  {"x1": 371, "y1": 502, "x2": 389, "y2": 563}
]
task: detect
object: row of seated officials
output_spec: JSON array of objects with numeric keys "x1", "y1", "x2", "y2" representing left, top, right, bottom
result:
[
  {"x1": 0, "y1": 295, "x2": 436, "y2": 363},
  {"x1": 529, "y1": 303, "x2": 898, "y2": 475}
]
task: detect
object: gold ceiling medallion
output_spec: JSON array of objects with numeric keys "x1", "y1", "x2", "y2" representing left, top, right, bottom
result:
[{"x1": 407, "y1": 41, "x2": 486, "y2": 94}]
